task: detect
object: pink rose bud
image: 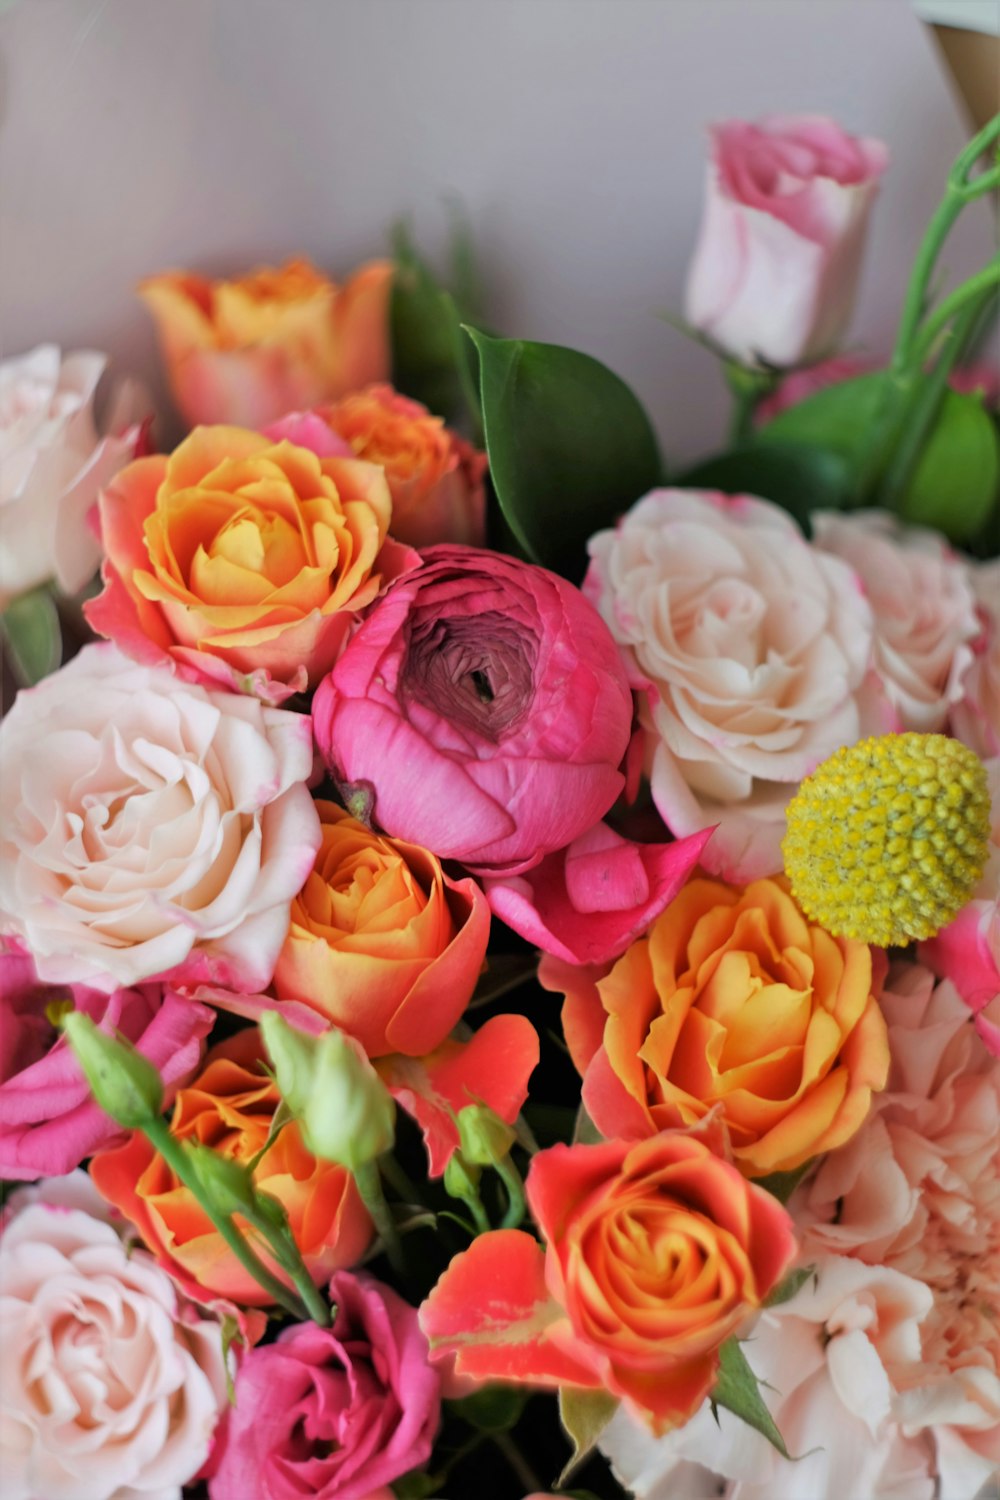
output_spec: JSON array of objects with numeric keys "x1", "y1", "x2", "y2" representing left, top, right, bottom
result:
[{"x1": 685, "y1": 114, "x2": 888, "y2": 368}]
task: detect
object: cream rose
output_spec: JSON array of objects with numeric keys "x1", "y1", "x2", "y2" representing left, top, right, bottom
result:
[
  {"x1": 952, "y1": 560, "x2": 1000, "y2": 759},
  {"x1": 585, "y1": 488, "x2": 874, "y2": 881},
  {"x1": 0, "y1": 643, "x2": 321, "y2": 992},
  {"x1": 0, "y1": 1172, "x2": 229, "y2": 1500},
  {"x1": 813, "y1": 511, "x2": 978, "y2": 732},
  {"x1": 0, "y1": 345, "x2": 145, "y2": 607}
]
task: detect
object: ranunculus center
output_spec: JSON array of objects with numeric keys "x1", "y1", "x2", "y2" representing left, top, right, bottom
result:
[{"x1": 402, "y1": 610, "x2": 536, "y2": 742}]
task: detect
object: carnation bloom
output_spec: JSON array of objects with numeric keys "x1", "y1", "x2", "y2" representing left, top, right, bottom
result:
[
  {"x1": 0, "y1": 948, "x2": 213, "y2": 1181},
  {"x1": 0, "y1": 644, "x2": 321, "y2": 992},
  {"x1": 90, "y1": 1030, "x2": 372, "y2": 1306},
  {"x1": 545, "y1": 876, "x2": 889, "y2": 1176},
  {"x1": 139, "y1": 257, "x2": 391, "y2": 429},
  {"x1": 314, "y1": 545, "x2": 633, "y2": 876},
  {"x1": 585, "y1": 489, "x2": 874, "y2": 882},
  {"x1": 0, "y1": 1171, "x2": 230, "y2": 1500},
  {"x1": 87, "y1": 424, "x2": 414, "y2": 702}
]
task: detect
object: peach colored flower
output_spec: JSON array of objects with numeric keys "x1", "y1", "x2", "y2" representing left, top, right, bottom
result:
[
  {"x1": 544, "y1": 875, "x2": 889, "y2": 1177},
  {"x1": 140, "y1": 258, "x2": 391, "y2": 429},
  {"x1": 585, "y1": 489, "x2": 874, "y2": 881}
]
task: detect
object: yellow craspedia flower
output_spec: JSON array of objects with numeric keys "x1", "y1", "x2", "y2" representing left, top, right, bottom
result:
[{"x1": 783, "y1": 733, "x2": 990, "y2": 946}]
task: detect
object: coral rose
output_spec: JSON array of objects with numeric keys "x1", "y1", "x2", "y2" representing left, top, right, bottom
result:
[
  {"x1": 420, "y1": 1133, "x2": 797, "y2": 1430},
  {"x1": 0, "y1": 948, "x2": 213, "y2": 1181},
  {"x1": 585, "y1": 488, "x2": 874, "y2": 880},
  {"x1": 318, "y1": 384, "x2": 487, "y2": 548},
  {"x1": 272, "y1": 800, "x2": 489, "y2": 1056},
  {"x1": 209, "y1": 1271, "x2": 441, "y2": 1500},
  {"x1": 90, "y1": 1029, "x2": 371, "y2": 1306},
  {"x1": 87, "y1": 424, "x2": 414, "y2": 702},
  {"x1": 1, "y1": 1171, "x2": 230, "y2": 1500},
  {"x1": 140, "y1": 257, "x2": 391, "y2": 429},
  {"x1": 544, "y1": 876, "x2": 890, "y2": 1176},
  {"x1": 313, "y1": 545, "x2": 633, "y2": 876}
]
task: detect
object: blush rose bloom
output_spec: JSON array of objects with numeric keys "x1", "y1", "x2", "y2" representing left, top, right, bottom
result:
[
  {"x1": 812, "y1": 511, "x2": 978, "y2": 732},
  {"x1": 952, "y1": 560, "x2": 1000, "y2": 759},
  {"x1": 90, "y1": 1030, "x2": 372, "y2": 1307},
  {"x1": 420, "y1": 1134, "x2": 797, "y2": 1431},
  {"x1": 319, "y1": 384, "x2": 488, "y2": 548},
  {"x1": 139, "y1": 258, "x2": 391, "y2": 429},
  {"x1": 544, "y1": 876, "x2": 890, "y2": 1177},
  {"x1": 209, "y1": 1270, "x2": 441, "y2": 1500},
  {"x1": 0, "y1": 643, "x2": 321, "y2": 993},
  {"x1": 0, "y1": 344, "x2": 145, "y2": 607},
  {"x1": 272, "y1": 799, "x2": 490, "y2": 1057},
  {"x1": 313, "y1": 545, "x2": 633, "y2": 876},
  {"x1": 585, "y1": 489, "x2": 875, "y2": 881},
  {"x1": 0, "y1": 1171, "x2": 230, "y2": 1500},
  {"x1": 87, "y1": 424, "x2": 414, "y2": 703},
  {"x1": 684, "y1": 115, "x2": 887, "y2": 368},
  {"x1": 0, "y1": 948, "x2": 214, "y2": 1181}
]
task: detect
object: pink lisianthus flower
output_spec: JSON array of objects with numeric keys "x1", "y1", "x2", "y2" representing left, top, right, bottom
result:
[
  {"x1": 209, "y1": 1271, "x2": 441, "y2": 1500},
  {"x1": 0, "y1": 947, "x2": 214, "y2": 1180}
]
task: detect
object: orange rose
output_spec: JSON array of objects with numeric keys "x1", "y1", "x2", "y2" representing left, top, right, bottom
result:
[
  {"x1": 420, "y1": 1133, "x2": 797, "y2": 1430},
  {"x1": 543, "y1": 876, "x2": 890, "y2": 1176},
  {"x1": 89, "y1": 1030, "x2": 372, "y2": 1307},
  {"x1": 86, "y1": 424, "x2": 415, "y2": 700},
  {"x1": 272, "y1": 800, "x2": 490, "y2": 1056},
  {"x1": 320, "y1": 385, "x2": 487, "y2": 548},
  {"x1": 139, "y1": 258, "x2": 391, "y2": 428}
]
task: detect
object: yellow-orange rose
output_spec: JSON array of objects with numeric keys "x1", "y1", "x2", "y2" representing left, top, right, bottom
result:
[
  {"x1": 543, "y1": 876, "x2": 890, "y2": 1176},
  {"x1": 272, "y1": 800, "x2": 490, "y2": 1057},
  {"x1": 320, "y1": 385, "x2": 486, "y2": 548},
  {"x1": 140, "y1": 258, "x2": 391, "y2": 428},
  {"x1": 86, "y1": 424, "x2": 413, "y2": 701}
]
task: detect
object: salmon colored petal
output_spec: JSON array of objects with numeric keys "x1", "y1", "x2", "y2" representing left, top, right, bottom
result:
[{"x1": 541, "y1": 958, "x2": 608, "y2": 1076}]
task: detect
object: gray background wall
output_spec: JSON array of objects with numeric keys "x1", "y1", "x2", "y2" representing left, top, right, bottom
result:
[{"x1": 0, "y1": 0, "x2": 993, "y2": 461}]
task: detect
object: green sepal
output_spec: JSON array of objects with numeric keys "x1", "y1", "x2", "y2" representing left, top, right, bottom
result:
[
  {"x1": 557, "y1": 1386, "x2": 619, "y2": 1486},
  {"x1": 1, "y1": 585, "x2": 61, "y2": 686},
  {"x1": 711, "y1": 1337, "x2": 789, "y2": 1459}
]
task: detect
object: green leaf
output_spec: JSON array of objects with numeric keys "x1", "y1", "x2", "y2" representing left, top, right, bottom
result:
[
  {"x1": 392, "y1": 1469, "x2": 442, "y2": 1499},
  {"x1": 467, "y1": 327, "x2": 661, "y2": 576},
  {"x1": 450, "y1": 1384, "x2": 528, "y2": 1433},
  {"x1": 712, "y1": 1338, "x2": 789, "y2": 1458},
  {"x1": 896, "y1": 388, "x2": 1000, "y2": 541},
  {"x1": 758, "y1": 371, "x2": 892, "y2": 461},
  {"x1": 753, "y1": 1159, "x2": 814, "y2": 1203},
  {"x1": 390, "y1": 223, "x2": 481, "y2": 434},
  {"x1": 219, "y1": 1314, "x2": 243, "y2": 1406},
  {"x1": 1, "y1": 586, "x2": 61, "y2": 686},
  {"x1": 676, "y1": 443, "x2": 851, "y2": 532},
  {"x1": 765, "y1": 1264, "x2": 816, "y2": 1308},
  {"x1": 558, "y1": 1386, "x2": 620, "y2": 1485}
]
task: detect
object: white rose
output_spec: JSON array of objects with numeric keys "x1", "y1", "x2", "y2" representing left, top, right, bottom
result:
[
  {"x1": 0, "y1": 1172, "x2": 229, "y2": 1500},
  {"x1": 813, "y1": 510, "x2": 979, "y2": 731},
  {"x1": 0, "y1": 642, "x2": 321, "y2": 991},
  {"x1": 585, "y1": 488, "x2": 874, "y2": 881},
  {"x1": 0, "y1": 345, "x2": 146, "y2": 607}
]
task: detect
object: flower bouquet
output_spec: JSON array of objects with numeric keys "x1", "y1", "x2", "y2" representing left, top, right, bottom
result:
[{"x1": 1, "y1": 108, "x2": 998, "y2": 1500}]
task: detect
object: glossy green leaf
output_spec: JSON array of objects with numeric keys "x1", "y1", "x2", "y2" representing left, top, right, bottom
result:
[
  {"x1": 450, "y1": 1384, "x2": 528, "y2": 1433},
  {"x1": 753, "y1": 1159, "x2": 814, "y2": 1204},
  {"x1": 390, "y1": 224, "x2": 481, "y2": 434},
  {"x1": 558, "y1": 1386, "x2": 619, "y2": 1485},
  {"x1": 676, "y1": 443, "x2": 851, "y2": 531},
  {"x1": 765, "y1": 1264, "x2": 817, "y2": 1308},
  {"x1": 712, "y1": 1338, "x2": 789, "y2": 1459},
  {"x1": 1, "y1": 586, "x2": 61, "y2": 686},
  {"x1": 897, "y1": 388, "x2": 1000, "y2": 541},
  {"x1": 466, "y1": 327, "x2": 661, "y2": 575},
  {"x1": 758, "y1": 371, "x2": 892, "y2": 461}
]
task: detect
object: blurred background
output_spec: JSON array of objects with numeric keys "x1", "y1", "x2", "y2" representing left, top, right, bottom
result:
[{"x1": 0, "y1": 0, "x2": 994, "y2": 462}]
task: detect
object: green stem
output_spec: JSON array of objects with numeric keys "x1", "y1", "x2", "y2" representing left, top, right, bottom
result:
[
  {"x1": 910, "y1": 259, "x2": 1000, "y2": 370},
  {"x1": 492, "y1": 1432, "x2": 543, "y2": 1494},
  {"x1": 241, "y1": 1203, "x2": 332, "y2": 1328},
  {"x1": 725, "y1": 362, "x2": 775, "y2": 444},
  {"x1": 378, "y1": 1152, "x2": 424, "y2": 1207},
  {"x1": 355, "y1": 1160, "x2": 405, "y2": 1272},
  {"x1": 496, "y1": 1155, "x2": 527, "y2": 1231},
  {"x1": 143, "y1": 1118, "x2": 307, "y2": 1319}
]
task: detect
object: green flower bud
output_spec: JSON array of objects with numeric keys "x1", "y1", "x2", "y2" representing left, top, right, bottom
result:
[
  {"x1": 443, "y1": 1149, "x2": 482, "y2": 1201},
  {"x1": 456, "y1": 1103, "x2": 517, "y2": 1167},
  {"x1": 61, "y1": 1012, "x2": 163, "y2": 1127}
]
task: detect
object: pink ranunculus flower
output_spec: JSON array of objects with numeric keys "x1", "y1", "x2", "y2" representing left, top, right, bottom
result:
[
  {"x1": 812, "y1": 511, "x2": 979, "y2": 732},
  {"x1": 0, "y1": 948, "x2": 214, "y2": 1180},
  {"x1": 0, "y1": 344, "x2": 146, "y2": 608},
  {"x1": 313, "y1": 546, "x2": 633, "y2": 877},
  {"x1": 0, "y1": 1171, "x2": 231, "y2": 1500},
  {"x1": 684, "y1": 115, "x2": 887, "y2": 369},
  {"x1": 0, "y1": 643, "x2": 321, "y2": 992},
  {"x1": 209, "y1": 1270, "x2": 441, "y2": 1500},
  {"x1": 585, "y1": 489, "x2": 874, "y2": 881},
  {"x1": 952, "y1": 561, "x2": 1000, "y2": 759}
]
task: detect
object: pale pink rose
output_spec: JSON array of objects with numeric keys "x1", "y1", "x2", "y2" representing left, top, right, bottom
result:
[
  {"x1": 0, "y1": 948, "x2": 214, "y2": 1179},
  {"x1": 0, "y1": 643, "x2": 321, "y2": 992},
  {"x1": 584, "y1": 489, "x2": 874, "y2": 881},
  {"x1": 209, "y1": 1271, "x2": 441, "y2": 1500},
  {"x1": 0, "y1": 345, "x2": 146, "y2": 607},
  {"x1": 684, "y1": 115, "x2": 887, "y2": 368},
  {"x1": 952, "y1": 562, "x2": 1000, "y2": 759},
  {"x1": 0, "y1": 1171, "x2": 230, "y2": 1500},
  {"x1": 812, "y1": 511, "x2": 978, "y2": 732}
]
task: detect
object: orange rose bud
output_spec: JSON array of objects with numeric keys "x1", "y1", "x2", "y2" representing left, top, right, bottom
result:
[
  {"x1": 420, "y1": 1133, "x2": 797, "y2": 1431},
  {"x1": 139, "y1": 257, "x2": 391, "y2": 429},
  {"x1": 544, "y1": 876, "x2": 890, "y2": 1177},
  {"x1": 272, "y1": 801, "x2": 490, "y2": 1057},
  {"x1": 89, "y1": 1030, "x2": 372, "y2": 1307},
  {"x1": 320, "y1": 385, "x2": 487, "y2": 548}
]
